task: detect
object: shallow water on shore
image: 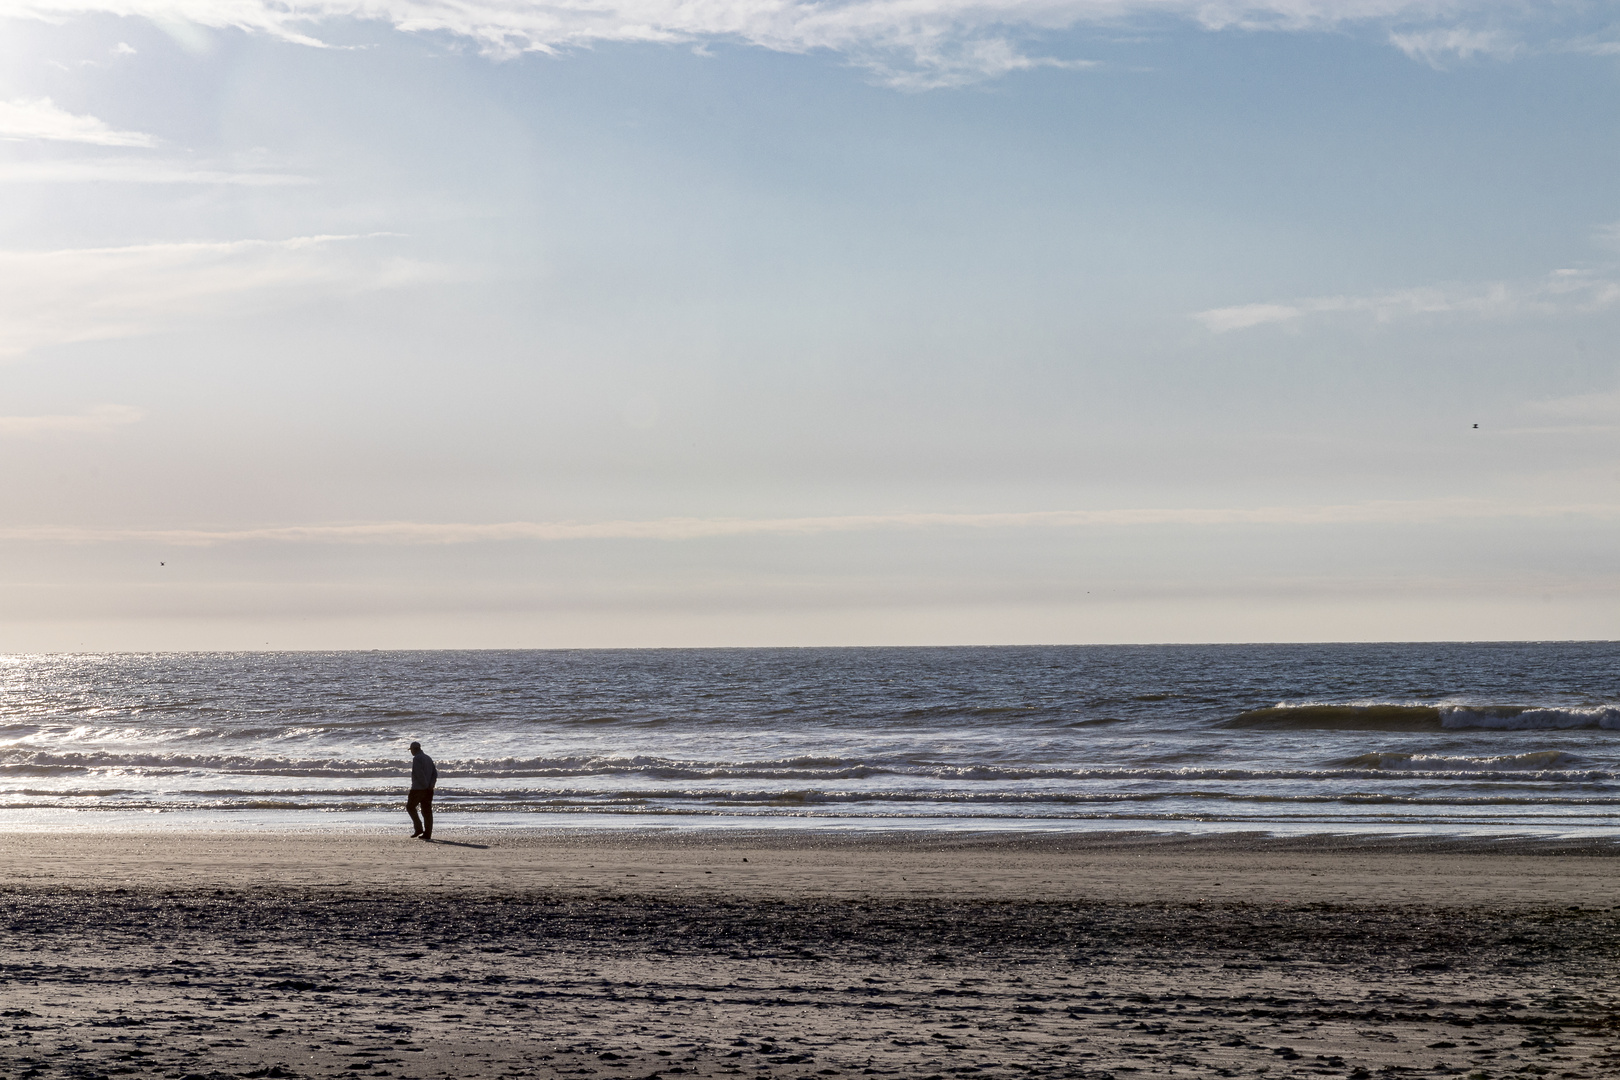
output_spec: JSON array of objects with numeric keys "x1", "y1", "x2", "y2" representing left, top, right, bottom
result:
[{"x1": 2, "y1": 644, "x2": 1617, "y2": 837}]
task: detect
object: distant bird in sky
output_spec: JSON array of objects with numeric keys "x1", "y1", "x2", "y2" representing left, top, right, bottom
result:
[{"x1": 1472, "y1": 424, "x2": 1479, "y2": 429}]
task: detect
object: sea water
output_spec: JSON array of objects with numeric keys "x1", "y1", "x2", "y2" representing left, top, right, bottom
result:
[{"x1": 1, "y1": 644, "x2": 1616, "y2": 837}]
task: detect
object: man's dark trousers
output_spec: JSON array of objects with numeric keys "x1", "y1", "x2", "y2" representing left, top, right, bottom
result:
[{"x1": 407, "y1": 788, "x2": 433, "y2": 839}]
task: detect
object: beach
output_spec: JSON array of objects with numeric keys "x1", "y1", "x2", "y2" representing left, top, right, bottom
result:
[{"x1": 3, "y1": 830, "x2": 1617, "y2": 1080}]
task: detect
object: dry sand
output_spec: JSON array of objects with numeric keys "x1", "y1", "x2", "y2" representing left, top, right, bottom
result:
[{"x1": 1, "y1": 829, "x2": 1617, "y2": 1080}]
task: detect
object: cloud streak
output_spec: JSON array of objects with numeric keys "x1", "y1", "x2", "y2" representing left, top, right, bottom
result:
[
  {"x1": 1388, "y1": 26, "x2": 1515, "y2": 66},
  {"x1": 6, "y1": 498, "x2": 1618, "y2": 546},
  {"x1": 0, "y1": 97, "x2": 155, "y2": 146},
  {"x1": 0, "y1": 234, "x2": 442, "y2": 357},
  {"x1": 0, "y1": 403, "x2": 144, "y2": 434},
  {"x1": 0, "y1": 159, "x2": 310, "y2": 185},
  {"x1": 0, "y1": 0, "x2": 1542, "y2": 86},
  {"x1": 1196, "y1": 268, "x2": 1620, "y2": 333}
]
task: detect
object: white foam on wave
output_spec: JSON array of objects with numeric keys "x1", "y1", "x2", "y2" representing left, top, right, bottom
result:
[
  {"x1": 1440, "y1": 706, "x2": 1620, "y2": 730},
  {"x1": 1347, "y1": 750, "x2": 1587, "y2": 772}
]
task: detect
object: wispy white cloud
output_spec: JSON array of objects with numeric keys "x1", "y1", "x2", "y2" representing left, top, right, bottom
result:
[
  {"x1": 1389, "y1": 26, "x2": 1514, "y2": 66},
  {"x1": 862, "y1": 39, "x2": 1098, "y2": 90},
  {"x1": 0, "y1": 0, "x2": 1540, "y2": 86},
  {"x1": 0, "y1": 97, "x2": 154, "y2": 146},
  {"x1": 1195, "y1": 301, "x2": 1307, "y2": 333},
  {"x1": 0, "y1": 158, "x2": 310, "y2": 185},
  {"x1": 1196, "y1": 269, "x2": 1620, "y2": 333},
  {"x1": 1564, "y1": 35, "x2": 1620, "y2": 56},
  {"x1": 0, "y1": 235, "x2": 445, "y2": 357},
  {"x1": 6, "y1": 498, "x2": 1618, "y2": 546},
  {"x1": 0, "y1": 403, "x2": 143, "y2": 435}
]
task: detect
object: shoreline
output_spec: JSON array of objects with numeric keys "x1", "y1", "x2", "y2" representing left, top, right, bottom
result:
[
  {"x1": 5, "y1": 814, "x2": 1620, "y2": 846},
  {"x1": 3, "y1": 827, "x2": 1618, "y2": 907}
]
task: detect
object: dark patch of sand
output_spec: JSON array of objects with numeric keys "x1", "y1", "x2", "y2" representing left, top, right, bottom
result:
[{"x1": 3, "y1": 868, "x2": 1618, "y2": 1079}]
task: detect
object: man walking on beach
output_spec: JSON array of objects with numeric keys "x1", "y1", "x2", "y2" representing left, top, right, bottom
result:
[{"x1": 406, "y1": 741, "x2": 437, "y2": 841}]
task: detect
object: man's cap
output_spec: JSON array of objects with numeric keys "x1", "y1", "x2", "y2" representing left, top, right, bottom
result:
[{"x1": 409, "y1": 741, "x2": 421, "y2": 751}]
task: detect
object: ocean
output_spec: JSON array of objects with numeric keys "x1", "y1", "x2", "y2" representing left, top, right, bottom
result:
[{"x1": 2, "y1": 643, "x2": 1617, "y2": 837}]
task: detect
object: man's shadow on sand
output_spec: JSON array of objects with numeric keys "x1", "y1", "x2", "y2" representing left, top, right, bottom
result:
[{"x1": 422, "y1": 839, "x2": 489, "y2": 849}]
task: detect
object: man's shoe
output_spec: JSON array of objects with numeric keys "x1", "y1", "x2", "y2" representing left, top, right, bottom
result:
[{"x1": 411, "y1": 830, "x2": 423, "y2": 837}]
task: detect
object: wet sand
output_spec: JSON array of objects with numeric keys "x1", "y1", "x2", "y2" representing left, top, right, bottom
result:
[{"x1": 2, "y1": 829, "x2": 1617, "y2": 1080}]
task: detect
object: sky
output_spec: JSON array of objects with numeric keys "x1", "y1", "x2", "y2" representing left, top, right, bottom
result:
[{"x1": 1, "y1": 0, "x2": 1618, "y2": 649}]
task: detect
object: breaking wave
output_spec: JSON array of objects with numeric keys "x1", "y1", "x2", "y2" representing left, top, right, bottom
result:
[
  {"x1": 1440, "y1": 707, "x2": 1620, "y2": 730},
  {"x1": 6, "y1": 786, "x2": 1620, "y2": 817},
  {"x1": 1340, "y1": 751, "x2": 1591, "y2": 773},
  {"x1": 4, "y1": 750, "x2": 1614, "y2": 786},
  {"x1": 1227, "y1": 704, "x2": 1620, "y2": 732}
]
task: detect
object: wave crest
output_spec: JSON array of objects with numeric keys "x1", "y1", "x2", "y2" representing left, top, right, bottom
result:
[
  {"x1": 1228, "y1": 703, "x2": 1620, "y2": 732},
  {"x1": 1441, "y1": 707, "x2": 1620, "y2": 730},
  {"x1": 1340, "y1": 750, "x2": 1587, "y2": 773}
]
